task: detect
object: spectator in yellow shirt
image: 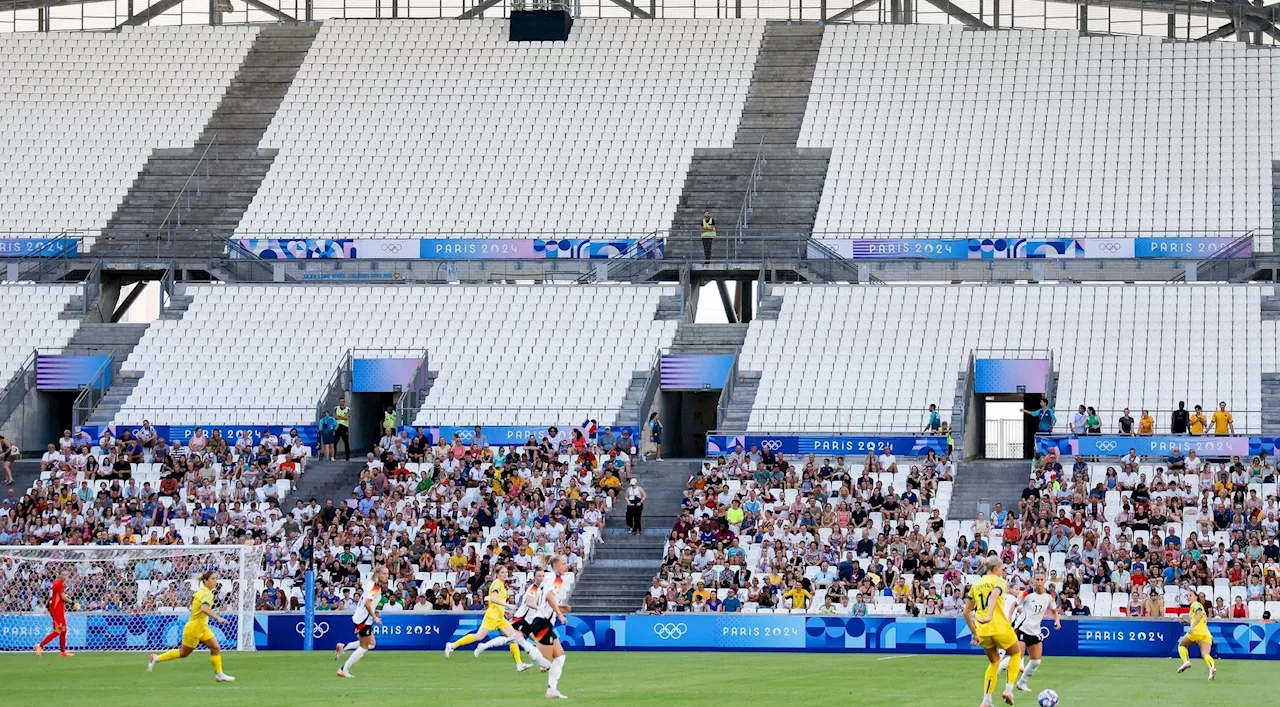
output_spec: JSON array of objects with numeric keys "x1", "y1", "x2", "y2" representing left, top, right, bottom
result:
[
  {"x1": 726, "y1": 500, "x2": 745, "y2": 529},
  {"x1": 1189, "y1": 405, "x2": 1208, "y2": 435},
  {"x1": 691, "y1": 581, "x2": 712, "y2": 604},
  {"x1": 782, "y1": 581, "x2": 812, "y2": 610},
  {"x1": 1211, "y1": 402, "x2": 1234, "y2": 436},
  {"x1": 1138, "y1": 409, "x2": 1155, "y2": 435}
]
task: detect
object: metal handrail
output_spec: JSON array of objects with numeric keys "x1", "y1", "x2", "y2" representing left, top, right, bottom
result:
[
  {"x1": 716, "y1": 353, "x2": 741, "y2": 429},
  {"x1": 734, "y1": 138, "x2": 767, "y2": 258},
  {"x1": 0, "y1": 349, "x2": 38, "y2": 429},
  {"x1": 805, "y1": 237, "x2": 874, "y2": 283},
  {"x1": 1166, "y1": 230, "x2": 1258, "y2": 283},
  {"x1": 71, "y1": 350, "x2": 116, "y2": 429},
  {"x1": 157, "y1": 134, "x2": 218, "y2": 244}
]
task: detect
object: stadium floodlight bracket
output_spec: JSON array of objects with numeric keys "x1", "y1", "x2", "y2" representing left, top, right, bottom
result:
[
  {"x1": 244, "y1": 0, "x2": 296, "y2": 21},
  {"x1": 917, "y1": 0, "x2": 992, "y2": 28},
  {"x1": 824, "y1": 0, "x2": 882, "y2": 23}
]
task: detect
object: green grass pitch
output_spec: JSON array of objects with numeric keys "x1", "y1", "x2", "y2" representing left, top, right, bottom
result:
[{"x1": 0, "y1": 651, "x2": 1270, "y2": 706}]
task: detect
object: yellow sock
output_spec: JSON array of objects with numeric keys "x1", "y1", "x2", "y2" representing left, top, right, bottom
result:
[
  {"x1": 211, "y1": 654, "x2": 223, "y2": 674},
  {"x1": 156, "y1": 649, "x2": 182, "y2": 663},
  {"x1": 509, "y1": 642, "x2": 523, "y2": 665},
  {"x1": 984, "y1": 662, "x2": 999, "y2": 696},
  {"x1": 452, "y1": 634, "x2": 478, "y2": 648},
  {"x1": 1007, "y1": 652, "x2": 1022, "y2": 686},
  {"x1": 1178, "y1": 645, "x2": 1190, "y2": 662},
  {"x1": 1203, "y1": 653, "x2": 1215, "y2": 670}
]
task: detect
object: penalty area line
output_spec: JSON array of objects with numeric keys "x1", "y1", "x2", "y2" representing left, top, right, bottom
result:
[{"x1": 876, "y1": 655, "x2": 921, "y2": 661}]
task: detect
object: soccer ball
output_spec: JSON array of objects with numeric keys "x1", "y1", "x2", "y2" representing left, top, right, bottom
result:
[{"x1": 1037, "y1": 689, "x2": 1059, "y2": 707}]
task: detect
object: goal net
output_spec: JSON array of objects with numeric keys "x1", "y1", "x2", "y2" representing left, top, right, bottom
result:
[{"x1": 0, "y1": 545, "x2": 266, "y2": 652}]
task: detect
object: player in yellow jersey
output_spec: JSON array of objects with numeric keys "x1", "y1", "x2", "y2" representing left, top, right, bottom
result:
[
  {"x1": 147, "y1": 571, "x2": 234, "y2": 682},
  {"x1": 444, "y1": 566, "x2": 547, "y2": 672},
  {"x1": 965, "y1": 556, "x2": 1022, "y2": 706},
  {"x1": 1177, "y1": 590, "x2": 1217, "y2": 680}
]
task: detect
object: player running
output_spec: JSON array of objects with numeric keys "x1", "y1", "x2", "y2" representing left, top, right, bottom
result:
[
  {"x1": 466, "y1": 567, "x2": 552, "y2": 671},
  {"x1": 965, "y1": 556, "x2": 1021, "y2": 706},
  {"x1": 527, "y1": 555, "x2": 571, "y2": 699},
  {"x1": 148, "y1": 571, "x2": 235, "y2": 682},
  {"x1": 33, "y1": 572, "x2": 72, "y2": 657},
  {"x1": 1177, "y1": 590, "x2": 1217, "y2": 681},
  {"x1": 998, "y1": 571, "x2": 1061, "y2": 692},
  {"x1": 334, "y1": 565, "x2": 387, "y2": 678}
]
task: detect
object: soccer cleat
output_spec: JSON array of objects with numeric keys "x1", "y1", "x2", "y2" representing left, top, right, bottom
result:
[
  {"x1": 147, "y1": 654, "x2": 158, "y2": 672},
  {"x1": 1177, "y1": 661, "x2": 1193, "y2": 673},
  {"x1": 33, "y1": 644, "x2": 43, "y2": 657},
  {"x1": 443, "y1": 642, "x2": 455, "y2": 659},
  {"x1": 215, "y1": 673, "x2": 236, "y2": 682},
  {"x1": 59, "y1": 651, "x2": 74, "y2": 657},
  {"x1": 1208, "y1": 667, "x2": 1216, "y2": 681},
  {"x1": 546, "y1": 689, "x2": 568, "y2": 699},
  {"x1": 474, "y1": 646, "x2": 483, "y2": 658},
  {"x1": 337, "y1": 669, "x2": 353, "y2": 678},
  {"x1": 1014, "y1": 680, "x2": 1031, "y2": 692},
  {"x1": 517, "y1": 662, "x2": 534, "y2": 672},
  {"x1": 334, "y1": 642, "x2": 345, "y2": 660},
  {"x1": 1001, "y1": 687, "x2": 1014, "y2": 705}
]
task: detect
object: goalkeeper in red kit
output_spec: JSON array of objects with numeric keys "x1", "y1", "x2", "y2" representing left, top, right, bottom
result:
[{"x1": 34, "y1": 574, "x2": 73, "y2": 657}]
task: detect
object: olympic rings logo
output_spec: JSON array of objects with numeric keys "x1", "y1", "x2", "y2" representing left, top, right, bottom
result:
[
  {"x1": 1094, "y1": 441, "x2": 1118, "y2": 452},
  {"x1": 761, "y1": 440, "x2": 783, "y2": 451},
  {"x1": 296, "y1": 621, "x2": 330, "y2": 638},
  {"x1": 652, "y1": 622, "x2": 688, "y2": 640}
]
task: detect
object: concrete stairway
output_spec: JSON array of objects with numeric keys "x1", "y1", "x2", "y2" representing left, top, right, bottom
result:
[
  {"x1": 948, "y1": 459, "x2": 1030, "y2": 521},
  {"x1": 290, "y1": 459, "x2": 365, "y2": 505},
  {"x1": 1264, "y1": 373, "x2": 1280, "y2": 435},
  {"x1": 668, "y1": 22, "x2": 831, "y2": 261},
  {"x1": 669, "y1": 322, "x2": 749, "y2": 354},
  {"x1": 614, "y1": 371, "x2": 654, "y2": 431},
  {"x1": 570, "y1": 459, "x2": 696, "y2": 614},
  {"x1": 718, "y1": 370, "x2": 761, "y2": 433},
  {"x1": 61, "y1": 322, "x2": 150, "y2": 425},
  {"x1": 94, "y1": 25, "x2": 320, "y2": 261},
  {"x1": 655, "y1": 292, "x2": 685, "y2": 320}
]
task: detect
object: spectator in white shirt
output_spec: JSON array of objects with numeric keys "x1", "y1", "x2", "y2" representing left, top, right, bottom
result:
[
  {"x1": 58, "y1": 430, "x2": 74, "y2": 450},
  {"x1": 1185, "y1": 449, "x2": 1202, "y2": 473},
  {"x1": 1071, "y1": 405, "x2": 1088, "y2": 435},
  {"x1": 40, "y1": 444, "x2": 60, "y2": 472},
  {"x1": 877, "y1": 445, "x2": 898, "y2": 473}
]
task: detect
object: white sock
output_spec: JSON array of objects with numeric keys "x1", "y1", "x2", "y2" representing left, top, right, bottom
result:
[
  {"x1": 547, "y1": 655, "x2": 565, "y2": 691},
  {"x1": 478, "y1": 635, "x2": 513, "y2": 652},
  {"x1": 523, "y1": 639, "x2": 552, "y2": 667},
  {"x1": 1021, "y1": 659, "x2": 1040, "y2": 679},
  {"x1": 998, "y1": 655, "x2": 1010, "y2": 672},
  {"x1": 342, "y1": 647, "x2": 367, "y2": 672}
]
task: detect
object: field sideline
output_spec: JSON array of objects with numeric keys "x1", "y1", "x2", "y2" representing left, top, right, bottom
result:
[{"x1": 0, "y1": 651, "x2": 1269, "y2": 706}]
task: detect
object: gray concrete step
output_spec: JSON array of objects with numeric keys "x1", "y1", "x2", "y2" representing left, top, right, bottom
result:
[{"x1": 949, "y1": 459, "x2": 1030, "y2": 520}]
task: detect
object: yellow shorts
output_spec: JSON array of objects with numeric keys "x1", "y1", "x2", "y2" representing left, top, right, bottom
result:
[
  {"x1": 181, "y1": 623, "x2": 215, "y2": 649},
  {"x1": 1186, "y1": 628, "x2": 1212, "y2": 644},
  {"x1": 977, "y1": 628, "x2": 1019, "y2": 652},
  {"x1": 480, "y1": 613, "x2": 512, "y2": 632}
]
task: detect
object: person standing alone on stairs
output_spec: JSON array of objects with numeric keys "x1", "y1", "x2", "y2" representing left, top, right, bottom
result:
[
  {"x1": 334, "y1": 398, "x2": 351, "y2": 461},
  {"x1": 648, "y1": 412, "x2": 664, "y2": 462},
  {"x1": 626, "y1": 478, "x2": 648, "y2": 534},
  {"x1": 700, "y1": 210, "x2": 716, "y2": 263}
]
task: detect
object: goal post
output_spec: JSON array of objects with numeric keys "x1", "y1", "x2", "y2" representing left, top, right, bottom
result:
[{"x1": 0, "y1": 545, "x2": 266, "y2": 652}]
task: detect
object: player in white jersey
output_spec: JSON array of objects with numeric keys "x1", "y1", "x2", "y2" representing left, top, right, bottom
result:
[
  {"x1": 524, "y1": 556, "x2": 571, "y2": 699},
  {"x1": 334, "y1": 566, "x2": 387, "y2": 678},
  {"x1": 998, "y1": 571, "x2": 1061, "y2": 692},
  {"x1": 469, "y1": 569, "x2": 552, "y2": 670}
]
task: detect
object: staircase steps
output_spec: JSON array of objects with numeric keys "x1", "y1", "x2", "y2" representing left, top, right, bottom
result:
[{"x1": 93, "y1": 25, "x2": 321, "y2": 261}]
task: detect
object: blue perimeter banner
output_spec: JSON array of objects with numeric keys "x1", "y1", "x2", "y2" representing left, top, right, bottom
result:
[
  {"x1": 1036, "y1": 435, "x2": 1252, "y2": 458},
  {"x1": 0, "y1": 613, "x2": 238, "y2": 651},
  {"x1": 234, "y1": 238, "x2": 659, "y2": 260},
  {"x1": 706, "y1": 434, "x2": 947, "y2": 457},
  {"x1": 80, "y1": 424, "x2": 318, "y2": 450},
  {"x1": 810, "y1": 237, "x2": 1248, "y2": 261},
  {"x1": 0, "y1": 237, "x2": 78, "y2": 258},
  {"x1": 431, "y1": 425, "x2": 641, "y2": 449},
  {"x1": 253, "y1": 613, "x2": 1280, "y2": 659}
]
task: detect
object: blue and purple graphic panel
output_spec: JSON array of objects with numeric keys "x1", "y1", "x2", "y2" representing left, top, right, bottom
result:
[
  {"x1": 352, "y1": 358, "x2": 423, "y2": 393},
  {"x1": 974, "y1": 358, "x2": 1050, "y2": 394},
  {"x1": 660, "y1": 354, "x2": 734, "y2": 391},
  {"x1": 36, "y1": 354, "x2": 111, "y2": 391}
]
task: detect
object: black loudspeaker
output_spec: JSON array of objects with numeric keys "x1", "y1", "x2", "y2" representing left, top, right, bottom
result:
[{"x1": 509, "y1": 10, "x2": 573, "y2": 42}]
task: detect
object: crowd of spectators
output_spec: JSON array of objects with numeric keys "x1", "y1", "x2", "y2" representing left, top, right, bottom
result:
[
  {"x1": 644, "y1": 442, "x2": 957, "y2": 615},
  {"x1": 1011, "y1": 441, "x2": 1280, "y2": 618},
  {"x1": 1048, "y1": 401, "x2": 1238, "y2": 436},
  {"x1": 0, "y1": 421, "x2": 639, "y2": 616}
]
